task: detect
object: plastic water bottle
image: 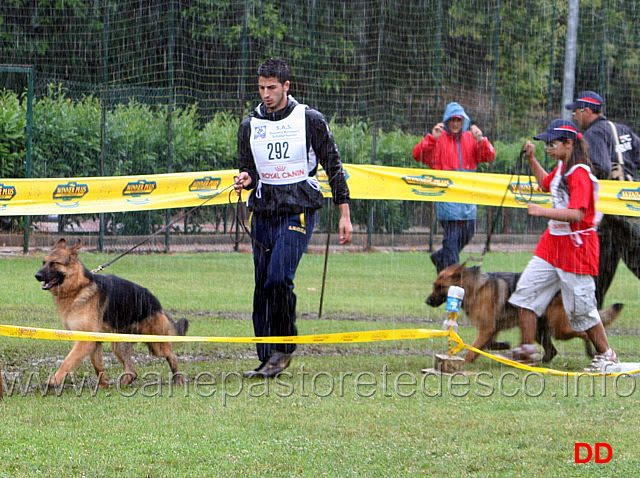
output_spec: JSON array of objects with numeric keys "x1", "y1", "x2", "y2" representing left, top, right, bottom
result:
[{"x1": 442, "y1": 285, "x2": 465, "y2": 334}]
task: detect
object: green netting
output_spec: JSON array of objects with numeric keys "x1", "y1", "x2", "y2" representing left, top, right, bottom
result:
[
  {"x1": 2, "y1": 1, "x2": 638, "y2": 138},
  {"x1": 0, "y1": 0, "x2": 638, "y2": 244}
]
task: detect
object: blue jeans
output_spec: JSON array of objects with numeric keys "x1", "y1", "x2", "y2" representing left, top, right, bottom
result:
[
  {"x1": 431, "y1": 219, "x2": 475, "y2": 272},
  {"x1": 250, "y1": 211, "x2": 317, "y2": 362}
]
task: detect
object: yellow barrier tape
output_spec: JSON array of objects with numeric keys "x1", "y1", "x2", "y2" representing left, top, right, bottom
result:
[
  {"x1": 1, "y1": 324, "x2": 633, "y2": 377},
  {"x1": 340, "y1": 165, "x2": 640, "y2": 216},
  {"x1": 1, "y1": 164, "x2": 639, "y2": 216},
  {"x1": 459, "y1": 341, "x2": 640, "y2": 378},
  {"x1": 0, "y1": 324, "x2": 448, "y2": 344},
  {"x1": 0, "y1": 170, "x2": 241, "y2": 216}
]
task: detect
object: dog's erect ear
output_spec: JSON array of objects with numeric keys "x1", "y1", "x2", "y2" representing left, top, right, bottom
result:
[
  {"x1": 54, "y1": 238, "x2": 67, "y2": 249},
  {"x1": 450, "y1": 262, "x2": 466, "y2": 276},
  {"x1": 69, "y1": 239, "x2": 82, "y2": 256}
]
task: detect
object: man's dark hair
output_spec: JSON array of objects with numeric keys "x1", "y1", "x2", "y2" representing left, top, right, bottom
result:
[{"x1": 257, "y1": 57, "x2": 290, "y2": 84}]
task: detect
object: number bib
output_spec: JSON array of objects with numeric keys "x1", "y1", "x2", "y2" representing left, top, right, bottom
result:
[
  {"x1": 250, "y1": 104, "x2": 309, "y2": 185},
  {"x1": 548, "y1": 161, "x2": 601, "y2": 245}
]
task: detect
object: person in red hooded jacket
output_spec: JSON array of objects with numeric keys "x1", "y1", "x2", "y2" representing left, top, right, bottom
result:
[{"x1": 412, "y1": 102, "x2": 495, "y2": 272}]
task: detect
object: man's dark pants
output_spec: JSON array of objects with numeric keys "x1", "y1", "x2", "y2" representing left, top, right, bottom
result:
[
  {"x1": 596, "y1": 214, "x2": 640, "y2": 308},
  {"x1": 431, "y1": 219, "x2": 476, "y2": 273},
  {"x1": 251, "y1": 211, "x2": 316, "y2": 363}
]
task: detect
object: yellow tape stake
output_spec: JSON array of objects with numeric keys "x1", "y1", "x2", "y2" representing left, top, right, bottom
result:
[{"x1": 1, "y1": 324, "x2": 635, "y2": 377}]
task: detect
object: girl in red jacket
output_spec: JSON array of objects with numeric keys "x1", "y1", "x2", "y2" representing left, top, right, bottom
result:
[{"x1": 502, "y1": 119, "x2": 618, "y2": 371}]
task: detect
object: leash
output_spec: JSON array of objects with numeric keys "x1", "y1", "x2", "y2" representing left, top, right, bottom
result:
[
  {"x1": 229, "y1": 196, "x2": 270, "y2": 252},
  {"x1": 513, "y1": 148, "x2": 534, "y2": 205},
  {"x1": 92, "y1": 182, "x2": 237, "y2": 273},
  {"x1": 483, "y1": 146, "x2": 532, "y2": 255}
]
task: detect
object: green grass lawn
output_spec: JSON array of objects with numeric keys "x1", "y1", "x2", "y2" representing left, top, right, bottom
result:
[{"x1": 1, "y1": 249, "x2": 640, "y2": 476}]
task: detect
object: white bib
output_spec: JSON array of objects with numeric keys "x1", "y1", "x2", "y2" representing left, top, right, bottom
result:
[
  {"x1": 548, "y1": 162, "x2": 601, "y2": 245},
  {"x1": 250, "y1": 104, "x2": 309, "y2": 185}
]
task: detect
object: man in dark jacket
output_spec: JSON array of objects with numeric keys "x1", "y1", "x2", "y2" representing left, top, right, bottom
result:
[
  {"x1": 565, "y1": 91, "x2": 640, "y2": 307},
  {"x1": 235, "y1": 57, "x2": 352, "y2": 378}
]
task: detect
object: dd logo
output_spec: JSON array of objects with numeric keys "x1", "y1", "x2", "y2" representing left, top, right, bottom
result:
[{"x1": 574, "y1": 443, "x2": 612, "y2": 463}]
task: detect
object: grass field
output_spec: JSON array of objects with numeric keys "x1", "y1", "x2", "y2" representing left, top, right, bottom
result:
[{"x1": 1, "y1": 248, "x2": 640, "y2": 476}]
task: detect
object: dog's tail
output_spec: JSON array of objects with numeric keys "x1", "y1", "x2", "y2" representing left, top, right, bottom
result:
[
  {"x1": 166, "y1": 313, "x2": 189, "y2": 336},
  {"x1": 600, "y1": 303, "x2": 624, "y2": 328},
  {"x1": 174, "y1": 318, "x2": 189, "y2": 336}
]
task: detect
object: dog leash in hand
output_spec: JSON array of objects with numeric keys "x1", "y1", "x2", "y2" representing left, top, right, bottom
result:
[
  {"x1": 513, "y1": 148, "x2": 534, "y2": 205},
  {"x1": 229, "y1": 193, "x2": 270, "y2": 252},
  {"x1": 92, "y1": 182, "x2": 237, "y2": 273},
  {"x1": 484, "y1": 146, "x2": 532, "y2": 255}
]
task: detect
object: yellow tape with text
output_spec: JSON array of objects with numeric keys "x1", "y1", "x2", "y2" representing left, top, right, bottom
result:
[
  {"x1": 1, "y1": 324, "x2": 636, "y2": 377},
  {"x1": 1, "y1": 165, "x2": 639, "y2": 216},
  {"x1": 0, "y1": 324, "x2": 449, "y2": 344}
]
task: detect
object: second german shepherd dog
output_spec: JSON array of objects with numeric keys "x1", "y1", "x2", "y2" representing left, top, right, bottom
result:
[
  {"x1": 426, "y1": 262, "x2": 623, "y2": 363},
  {"x1": 35, "y1": 238, "x2": 189, "y2": 388}
]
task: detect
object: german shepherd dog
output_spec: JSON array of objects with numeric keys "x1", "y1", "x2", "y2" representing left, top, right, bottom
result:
[
  {"x1": 35, "y1": 238, "x2": 189, "y2": 388},
  {"x1": 426, "y1": 263, "x2": 623, "y2": 363}
]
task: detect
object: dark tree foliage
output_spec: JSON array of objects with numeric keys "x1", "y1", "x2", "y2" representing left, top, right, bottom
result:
[{"x1": 2, "y1": 0, "x2": 638, "y2": 136}]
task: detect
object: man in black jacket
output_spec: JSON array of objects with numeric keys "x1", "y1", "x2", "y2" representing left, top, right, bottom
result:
[
  {"x1": 235, "y1": 57, "x2": 352, "y2": 378},
  {"x1": 566, "y1": 91, "x2": 640, "y2": 307}
]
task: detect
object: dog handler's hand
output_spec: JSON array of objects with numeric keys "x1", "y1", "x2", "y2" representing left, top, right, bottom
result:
[
  {"x1": 527, "y1": 203, "x2": 544, "y2": 217},
  {"x1": 234, "y1": 172, "x2": 251, "y2": 196},
  {"x1": 338, "y1": 203, "x2": 353, "y2": 245},
  {"x1": 523, "y1": 140, "x2": 536, "y2": 160}
]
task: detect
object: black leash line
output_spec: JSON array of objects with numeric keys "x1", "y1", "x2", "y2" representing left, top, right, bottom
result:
[
  {"x1": 229, "y1": 195, "x2": 270, "y2": 253},
  {"x1": 92, "y1": 181, "x2": 237, "y2": 273},
  {"x1": 483, "y1": 146, "x2": 531, "y2": 255},
  {"x1": 513, "y1": 148, "x2": 534, "y2": 205}
]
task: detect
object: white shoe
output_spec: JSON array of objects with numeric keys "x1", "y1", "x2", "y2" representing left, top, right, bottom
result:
[
  {"x1": 584, "y1": 350, "x2": 619, "y2": 373},
  {"x1": 497, "y1": 346, "x2": 542, "y2": 366}
]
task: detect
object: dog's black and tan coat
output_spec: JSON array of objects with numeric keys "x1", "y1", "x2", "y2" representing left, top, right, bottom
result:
[
  {"x1": 36, "y1": 238, "x2": 188, "y2": 388},
  {"x1": 426, "y1": 262, "x2": 623, "y2": 363}
]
